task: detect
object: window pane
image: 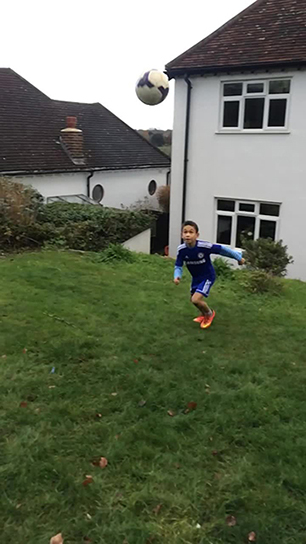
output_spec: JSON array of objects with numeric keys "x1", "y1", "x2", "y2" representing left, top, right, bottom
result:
[
  {"x1": 268, "y1": 99, "x2": 287, "y2": 127},
  {"x1": 259, "y1": 220, "x2": 276, "y2": 240},
  {"x1": 269, "y1": 80, "x2": 291, "y2": 94},
  {"x1": 239, "y1": 202, "x2": 255, "y2": 212},
  {"x1": 260, "y1": 203, "x2": 280, "y2": 216},
  {"x1": 236, "y1": 216, "x2": 255, "y2": 247},
  {"x1": 217, "y1": 216, "x2": 232, "y2": 245},
  {"x1": 223, "y1": 83, "x2": 243, "y2": 96},
  {"x1": 247, "y1": 83, "x2": 264, "y2": 93},
  {"x1": 217, "y1": 199, "x2": 235, "y2": 212},
  {"x1": 244, "y1": 98, "x2": 265, "y2": 129},
  {"x1": 223, "y1": 101, "x2": 240, "y2": 127}
]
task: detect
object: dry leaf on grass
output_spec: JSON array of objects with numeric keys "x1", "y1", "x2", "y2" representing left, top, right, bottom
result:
[
  {"x1": 111, "y1": 392, "x2": 118, "y2": 396},
  {"x1": 22, "y1": 348, "x2": 27, "y2": 354},
  {"x1": 82, "y1": 475, "x2": 94, "y2": 486},
  {"x1": 226, "y1": 515, "x2": 237, "y2": 527},
  {"x1": 96, "y1": 413, "x2": 102, "y2": 418},
  {"x1": 167, "y1": 410, "x2": 175, "y2": 417},
  {"x1": 99, "y1": 457, "x2": 108, "y2": 468},
  {"x1": 19, "y1": 401, "x2": 28, "y2": 408},
  {"x1": 152, "y1": 504, "x2": 163, "y2": 515},
  {"x1": 50, "y1": 533, "x2": 63, "y2": 544},
  {"x1": 2, "y1": 354, "x2": 7, "y2": 359},
  {"x1": 248, "y1": 531, "x2": 256, "y2": 541},
  {"x1": 138, "y1": 399, "x2": 147, "y2": 407},
  {"x1": 187, "y1": 401, "x2": 197, "y2": 411}
]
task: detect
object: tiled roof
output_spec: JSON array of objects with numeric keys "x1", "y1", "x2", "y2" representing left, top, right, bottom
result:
[
  {"x1": 166, "y1": 0, "x2": 306, "y2": 76},
  {"x1": 0, "y1": 69, "x2": 170, "y2": 174}
]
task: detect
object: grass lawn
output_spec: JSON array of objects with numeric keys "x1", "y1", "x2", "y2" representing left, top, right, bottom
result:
[{"x1": 1, "y1": 250, "x2": 306, "y2": 544}]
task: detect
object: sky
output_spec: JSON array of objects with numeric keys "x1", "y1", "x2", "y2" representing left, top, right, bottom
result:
[{"x1": 1, "y1": 0, "x2": 254, "y2": 130}]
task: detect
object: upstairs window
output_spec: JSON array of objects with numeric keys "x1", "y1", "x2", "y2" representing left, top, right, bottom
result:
[{"x1": 221, "y1": 79, "x2": 291, "y2": 131}]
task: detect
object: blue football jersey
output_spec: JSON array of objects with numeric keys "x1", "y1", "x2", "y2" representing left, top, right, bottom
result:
[{"x1": 175, "y1": 240, "x2": 222, "y2": 280}]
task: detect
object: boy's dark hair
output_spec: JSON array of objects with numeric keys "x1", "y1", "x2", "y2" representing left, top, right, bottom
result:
[{"x1": 182, "y1": 220, "x2": 199, "y2": 233}]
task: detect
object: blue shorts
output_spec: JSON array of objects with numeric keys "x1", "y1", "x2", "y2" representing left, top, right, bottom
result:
[{"x1": 190, "y1": 277, "x2": 215, "y2": 298}]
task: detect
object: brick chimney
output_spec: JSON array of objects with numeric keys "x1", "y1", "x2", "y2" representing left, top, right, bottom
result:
[{"x1": 60, "y1": 116, "x2": 85, "y2": 166}]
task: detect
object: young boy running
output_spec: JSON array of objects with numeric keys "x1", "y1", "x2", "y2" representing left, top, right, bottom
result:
[{"x1": 174, "y1": 221, "x2": 245, "y2": 329}]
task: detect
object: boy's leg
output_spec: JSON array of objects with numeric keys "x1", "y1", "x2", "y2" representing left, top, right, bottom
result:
[{"x1": 191, "y1": 292, "x2": 212, "y2": 316}]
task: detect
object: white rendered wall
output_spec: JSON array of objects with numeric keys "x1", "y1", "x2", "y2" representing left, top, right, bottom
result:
[
  {"x1": 123, "y1": 228, "x2": 151, "y2": 253},
  {"x1": 169, "y1": 70, "x2": 306, "y2": 280},
  {"x1": 89, "y1": 168, "x2": 169, "y2": 210},
  {"x1": 14, "y1": 167, "x2": 169, "y2": 211}
]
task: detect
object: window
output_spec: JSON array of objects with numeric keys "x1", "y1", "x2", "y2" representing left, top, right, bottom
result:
[
  {"x1": 92, "y1": 184, "x2": 104, "y2": 203},
  {"x1": 148, "y1": 180, "x2": 157, "y2": 195},
  {"x1": 221, "y1": 79, "x2": 291, "y2": 131},
  {"x1": 215, "y1": 199, "x2": 280, "y2": 247}
]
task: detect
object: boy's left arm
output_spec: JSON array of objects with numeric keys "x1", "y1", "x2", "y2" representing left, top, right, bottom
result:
[{"x1": 211, "y1": 244, "x2": 245, "y2": 265}]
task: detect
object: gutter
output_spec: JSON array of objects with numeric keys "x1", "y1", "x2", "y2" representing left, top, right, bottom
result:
[
  {"x1": 181, "y1": 75, "x2": 192, "y2": 224},
  {"x1": 0, "y1": 164, "x2": 170, "y2": 177},
  {"x1": 86, "y1": 171, "x2": 94, "y2": 197},
  {"x1": 167, "y1": 59, "x2": 306, "y2": 79}
]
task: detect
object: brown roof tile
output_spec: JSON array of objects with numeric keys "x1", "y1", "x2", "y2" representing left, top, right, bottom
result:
[
  {"x1": 0, "y1": 69, "x2": 170, "y2": 174},
  {"x1": 166, "y1": 0, "x2": 306, "y2": 75}
]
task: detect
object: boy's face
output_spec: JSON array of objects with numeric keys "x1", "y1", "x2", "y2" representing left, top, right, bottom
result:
[{"x1": 182, "y1": 225, "x2": 198, "y2": 246}]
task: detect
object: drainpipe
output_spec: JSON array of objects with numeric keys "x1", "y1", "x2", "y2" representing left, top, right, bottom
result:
[
  {"x1": 181, "y1": 75, "x2": 192, "y2": 224},
  {"x1": 86, "y1": 171, "x2": 94, "y2": 198}
]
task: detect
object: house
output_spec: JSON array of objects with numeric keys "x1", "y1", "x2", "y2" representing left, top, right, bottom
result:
[
  {"x1": 0, "y1": 69, "x2": 170, "y2": 208},
  {"x1": 166, "y1": 0, "x2": 306, "y2": 280}
]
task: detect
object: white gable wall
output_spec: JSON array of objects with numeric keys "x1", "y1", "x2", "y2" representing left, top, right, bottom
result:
[
  {"x1": 15, "y1": 167, "x2": 169, "y2": 210},
  {"x1": 170, "y1": 70, "x2": 306, "y2": 280}
]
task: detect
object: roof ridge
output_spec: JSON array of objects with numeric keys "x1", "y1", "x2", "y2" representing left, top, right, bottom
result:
[
  {"x1": 53, "y1": 98, "x2": 97, "y2": 107},
  {"x1": 92, "y1": 102, "x2": 171, "y2": 163},
  {"x1": 166, "y1": 0, "x2": 266, "y2": 73},
  {"x1": 0, "y1": 68, "x2": 52, "y2": 100}
]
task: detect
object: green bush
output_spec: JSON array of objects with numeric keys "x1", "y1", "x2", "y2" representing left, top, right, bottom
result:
[
  {"x1": 239, "y1": 269, "x2": 283, "y2": 295},
  {"x1": 97, "y1": 244, "x2": 136, "y2": 263},
  {"x1": 242, "y1": 237, "x2": 293, "y2": 277},
  {"x1": 213, "y1": 257, "x2": 234, "y2": 280},
  {"x1": 0, "y1": 222, "x2": 56, "y2": 250},
  {"x1": 0, "y1": 178, "x2": 43, "y2": 226}
]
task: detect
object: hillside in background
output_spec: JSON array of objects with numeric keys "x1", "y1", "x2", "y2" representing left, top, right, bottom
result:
[{"x1": 138, "y1": 129, "x2": 172, "y2": 157}]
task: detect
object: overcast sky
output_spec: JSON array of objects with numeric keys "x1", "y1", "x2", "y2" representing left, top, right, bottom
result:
[{"x1": 1, "y1": 0, "x2": 254, "y2": 130}]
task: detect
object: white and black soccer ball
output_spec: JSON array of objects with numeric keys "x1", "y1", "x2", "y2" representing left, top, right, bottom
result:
[{"x1": 135, "y1": 69, "x2": 169, "y2": 106}]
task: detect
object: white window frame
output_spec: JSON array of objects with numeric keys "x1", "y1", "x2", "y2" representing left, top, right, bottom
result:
[
  {"x1": 215, "y1": 199, "x2": 281, "y2": 249},
  {"x1": 219, "y1": 78, "x2": 291, "y2": 133}
]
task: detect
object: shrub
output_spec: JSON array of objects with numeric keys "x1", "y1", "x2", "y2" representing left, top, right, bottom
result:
[
  {"x1": 239, "y1": 269, "x2": 283, "y2": 295},
  {"x1": 242, "y1": 237, "x2": 293, "y2": 277},
  {"x1": 0, "y1": 178, "x2": 43, "y2": 226},
  {"x1": 213, "y1": 257, "x2": 234, "y2": 280},
  {"x1": 156, "y1": 185, "x2": 170, "y2": 213},
  {"x1": 0, "y1": 222, "x2": 56, "y2": 250},
  {"x1": 97, "y1": 244, "x2": 135, "y2": 263}
]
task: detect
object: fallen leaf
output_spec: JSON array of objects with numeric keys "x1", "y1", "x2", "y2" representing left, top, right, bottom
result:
[
  {"x1": 22, "y1": 348, "x2": 27, "y2": 354},
  {"x1": 20, "y1": 401, "x2": 28, "y2": 408},
  {"x1": 86, "y1": 513, "x2": 92, "y2": 520},
  {"x1": 83, "y1": 538, "x2": 92, "y2": 543},
  {"x1": 212, "y1": 450, "x2": 219, "y2": 456},
  {"x1": 167, "y1": 410, "x2": 175, "y2": 417},
  {"x1": 50, "y1": 534, "x2": 64, "y2": 544},
  {"x1": 153, "y1": 503, "x2": 162, "y2": 515},
  {"x1": 133, "y1": 359, "x2": 139, "y2": 364},
  {"x1": 96, "y1": 413, "x2": 102, "y2": 418},
  {"x1": 205, "y1": 384, "x2": 210, "y2": 388},
  {"x1": 196, "y1": 523, "x2": 201, "y2": 529},
  {"x1": 226, "y1": 515, "x2": 237, "y2": 527},
  {"x1": 111, "y1": 392, "x2": 118, "y2": 397},
  {"x1": 99, "y1": 457, "x2": 108, "y2": 468},
  {"x1": 49, "y1": 385, "x2": 56, "y2": 389},
  {"x1": 138, "y1": 399, "x2": 147, "y2": 407},
  {"x1": 187, "y1": 401, "x2": 197, "y2": 411},
  {"x1": 82, "y1": 475, "x2": 93, "y2": 486},
  {"x1": 2, "y1": 354, "x2": 7, "y2": 359},
  {"x1": 248, "y1": 531, "x2": 256, "y2": 542},
  {"x1": 214, "y1": 472, "x2": 222, "y2": 480},
  {"x1": 205, "y1": 389, "x2": 210, "y2": 394},
  {"x1": 16, "y1": 503, "x2": 22, "y2": 509}
]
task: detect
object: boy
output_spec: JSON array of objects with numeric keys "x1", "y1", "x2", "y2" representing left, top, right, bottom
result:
[{"x1": 174, "y1": 221, "x2": 245, "y2": 329}]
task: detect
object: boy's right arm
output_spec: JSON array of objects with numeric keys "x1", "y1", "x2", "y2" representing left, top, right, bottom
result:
[{"x1": 174, "y1": 249, "x2": 183, "y2": 284}]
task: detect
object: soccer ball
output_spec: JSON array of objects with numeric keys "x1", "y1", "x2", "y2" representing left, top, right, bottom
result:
[{"x1": 135, "y1": 69, "x2": 169, "y2": 106}]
